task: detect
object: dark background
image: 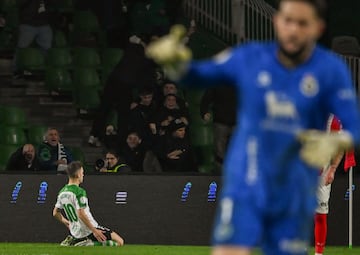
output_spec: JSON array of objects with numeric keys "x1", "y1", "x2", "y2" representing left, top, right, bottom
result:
[
  {"x1": 0, "y1": 174, "x2": 359, "y2": 245},
  {"x1": 265, "y1": 0, "x2": 360, "y2": 47}
]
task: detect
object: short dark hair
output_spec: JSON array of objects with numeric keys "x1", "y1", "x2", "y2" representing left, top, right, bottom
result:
[
  {"x1": 105, "y1": 150, "x2": 120, "y2": 159},
  {"x1": 67, "y1": 161, "x2": 83, "y2": 178},
  {"x1": 277, "y1": 0, "x2": 327, "y2": 19}
]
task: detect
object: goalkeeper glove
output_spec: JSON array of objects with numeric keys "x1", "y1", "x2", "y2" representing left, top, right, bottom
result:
[
  {"x1": 297, "y1": 130, "x2": 353, "y2": 169},
  {"x1": 146, "y1": 25, "x2": 192, "y2": 80}
]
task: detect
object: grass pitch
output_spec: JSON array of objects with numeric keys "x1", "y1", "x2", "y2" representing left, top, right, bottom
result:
[{"x1": 0, "y1": 243, "x2": 359, "y2": 255}]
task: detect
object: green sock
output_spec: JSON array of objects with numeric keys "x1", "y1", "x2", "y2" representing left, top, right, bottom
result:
[{"x1": 93, "y1": 240, "x2": 118, "y2": 246}]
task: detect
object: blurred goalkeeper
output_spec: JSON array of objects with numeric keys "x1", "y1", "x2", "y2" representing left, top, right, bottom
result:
[{"x1": 146, "y1": 0, "x2": 360, "y2": 255}]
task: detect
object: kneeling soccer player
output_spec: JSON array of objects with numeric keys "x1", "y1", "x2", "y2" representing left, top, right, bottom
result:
[{"x1": 53, "y1": 161, "x2": 124, "y2": 246}]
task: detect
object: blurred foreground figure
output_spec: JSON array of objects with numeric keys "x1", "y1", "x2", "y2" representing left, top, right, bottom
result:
[{"x1": 146, "y1": 0, "x2": 360, "y2": 254}]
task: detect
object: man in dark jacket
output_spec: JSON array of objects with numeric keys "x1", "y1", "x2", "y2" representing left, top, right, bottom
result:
[
  {"x1": 155, "y1": 119, "x2": 197, "y2": 172},
  {"x1": 6, "y1": 144, "x2": 40, "y2": 171},
  {"x1": 129, "y1": 86, "x2": 157, "y2": 147},
  {"x1": 88, "y1": 39, "x2": 158, "y2": 147}
]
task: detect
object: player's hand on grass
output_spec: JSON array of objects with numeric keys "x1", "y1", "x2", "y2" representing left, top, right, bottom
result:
[
  {"x1": 146, "y1": 25, "x2": 192, "y2": 80},
  {"x1": 298, "y1": 130, "x2": 352, "y2": 169},
  {"x1": 93, "y1": 228, "x2": 107, "y2": 242}
]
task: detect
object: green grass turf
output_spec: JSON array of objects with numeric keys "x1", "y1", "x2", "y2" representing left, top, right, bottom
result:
[{"x1": 0, "y1": 243, "x2": 359, "y2": 255}]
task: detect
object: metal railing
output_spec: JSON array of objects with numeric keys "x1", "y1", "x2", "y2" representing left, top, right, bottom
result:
[
  {"x1": 342, "y1": 56, "x2": 360, "y2": 97},
  {"x1": 183, "y1": 0, "x2": 275, "y2": 44},
  {"x1": 183, "y1": 0, "x2": 360, "y2": 90}
]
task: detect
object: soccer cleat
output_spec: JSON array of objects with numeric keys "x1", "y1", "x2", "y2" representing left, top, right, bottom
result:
[
  {"x1": 60, "y1": 235, "x2": 74, "y2": 246},
  {"x1": 73, "y1": 238, "x2": 94, "y2": 246}
]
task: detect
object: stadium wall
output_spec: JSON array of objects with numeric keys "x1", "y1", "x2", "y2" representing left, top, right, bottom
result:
[{"x1": 0, "y1": 174, "x2": 358, "y2": 245}]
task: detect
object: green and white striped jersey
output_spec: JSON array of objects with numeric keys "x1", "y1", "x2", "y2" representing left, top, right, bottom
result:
[{"x1": 55, "y1": 184, "x2": 98, "y2": 238}]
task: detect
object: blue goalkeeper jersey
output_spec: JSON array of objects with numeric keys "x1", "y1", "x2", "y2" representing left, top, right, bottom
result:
[{"x1": 182, "y1": 42, "x2": 360, "y2": 213}]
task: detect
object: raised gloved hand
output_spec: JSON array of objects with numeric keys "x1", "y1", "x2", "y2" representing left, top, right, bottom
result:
[
  {"x1": 297, "y1": 130, "x2": 352, "y2": 169},
  {"x1": 146, "y1": 25, "x2": 192, "y2": 80}
]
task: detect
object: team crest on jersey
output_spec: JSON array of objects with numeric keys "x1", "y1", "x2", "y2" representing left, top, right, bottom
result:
[
  {"x1": 257, "y1": 71, "x2": 271, "y2": 87},
  {"x1": 300, "y1": 74, "x2": 319, "y2": 97},
  {"x1": 265, "y1": 91, "x2": 298, "y2": 119}
]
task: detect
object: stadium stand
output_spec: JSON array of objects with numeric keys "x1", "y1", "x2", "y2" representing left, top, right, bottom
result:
[{"x1": 0, "y1": 0, "x2": 358, "y2": 174}]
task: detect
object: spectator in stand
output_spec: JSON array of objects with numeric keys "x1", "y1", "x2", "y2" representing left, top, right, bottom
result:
[
  {"x1": 129, "y1": 86, "x2": 157, "y2": 147},
  {"x1": 88, "y1": 33, "x2": 158, "y2": 147},
  {"x1": 200, "y1": 87, "x2": 237, "y2": 172},
  {"x1": 149, "y1": 94, "x2": 189, "y2": 136},
  {"x1": 158, "y1": 80, "x2": 188, "y2": 110},
  {"x1": 120, "y1": 131, "x2": 147, "y2": 172},
  {"x1": 14, "y1": 0, "x2": 54, "y2": 78},
  {"x1": 154, "y1": 118, "x2": 197, "y2": 172},
  {"x1": 6, "y1": 144, "x2": 40, "y2": 171},
  {"x1": 96, "y1": 150, "x2": 130, "y2": 173},
  {"x1": 38, "y1": 128, "x2": 73, "y2": 172}
]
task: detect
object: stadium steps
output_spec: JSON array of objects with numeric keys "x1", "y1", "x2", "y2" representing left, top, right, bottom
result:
[{"x1": 0, "y1": 74, "x2": 103, "y2": 168}]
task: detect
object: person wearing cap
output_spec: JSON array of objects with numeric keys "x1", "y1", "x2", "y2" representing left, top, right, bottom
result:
[{"x1": 154, "y1": 118, "x2": 197, "y2": 172}]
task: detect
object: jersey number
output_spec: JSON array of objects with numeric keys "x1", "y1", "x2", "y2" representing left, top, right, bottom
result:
[{"x1": 64, "y1": 204, "x2": 78, "y2": 222}]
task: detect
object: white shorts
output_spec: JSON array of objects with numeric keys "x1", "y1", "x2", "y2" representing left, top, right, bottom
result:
[{"x1": 315, "y1": 171, "x2": 332, "y2": 214}]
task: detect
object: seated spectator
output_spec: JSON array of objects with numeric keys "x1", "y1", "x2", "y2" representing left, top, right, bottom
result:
[
  {"x1": 129, "y1": 87, "x2": 157, "y2": 147},
  {"x1": 38, "y1": 128, "x2": 73, "y2": 172},
  {"x1": 96, "y1": 150, "x2": 130, "y2": 173},
  {"x1": 120, "y1": 131, "x2": 147, "y2": 172},
  {"x1": 6, "y1": 144, "x2": 40, "y2": 171},
  {"x1": 119, "y1": 131, "x2": 162, "y2": 172},
  {"x1": 150, "y1": 94, "x2": 189, "y2": 135},
  {"x1": 157, "y1": 80, "x2": 188, "y2": 110},
  {"x1": 154, "y1": 119, "x2": 197, "y2": 172}
]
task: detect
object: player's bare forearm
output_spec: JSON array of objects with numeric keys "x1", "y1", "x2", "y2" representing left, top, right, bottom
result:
[
  {"x1": 331, "y1": 150, "x2": 344, "y2": 168},
  {"x1": 78, "y1": 209, "x2": 97, "y2": 232},
  {"x1": 324, "y1": 151, "x2": 344, "y2": 185},
  {"x1": 53, "y1": 207, "x2": 69, "y2": 228},
  {"x1": 78, "y1": 209, "x2": 106, "y2": 241}
]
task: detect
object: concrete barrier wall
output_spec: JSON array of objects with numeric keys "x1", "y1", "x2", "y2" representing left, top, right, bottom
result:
[{"x1": 0, "y1": 174, "x2": 358, "y2": 245}]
